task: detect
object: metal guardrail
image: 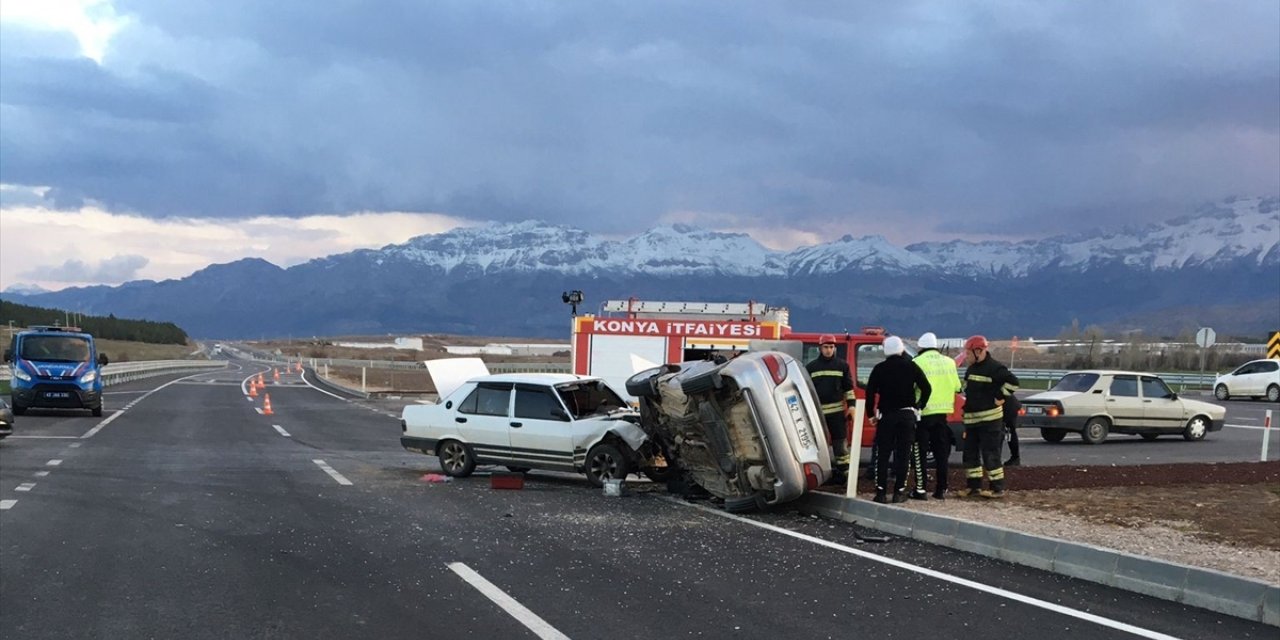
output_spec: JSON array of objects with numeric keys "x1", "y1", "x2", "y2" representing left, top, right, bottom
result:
[
  {"x1": 1, "y1": 360, "x2": 226, "y2": 385},
  {"x1": 488, "y1": 363, "x2": 573, "y2": 374}
]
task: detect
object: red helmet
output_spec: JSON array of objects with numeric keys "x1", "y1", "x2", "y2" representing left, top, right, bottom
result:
[
  {"x1": 964, "y1": 335, "x2": 989, "y2": 351},
  {"x1": 818, "y1": 334, "x2": 837, "y2": 345}
]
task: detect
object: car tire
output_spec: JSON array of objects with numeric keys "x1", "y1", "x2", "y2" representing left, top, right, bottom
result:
[
  {"x1": 1039, "y1": 428, "x2": 1066, "y2": 443},
  {"x1": 1140, "y1": 433, "x2": 1159, "y2": 441},
  {"x1": 625, "y1": 366, "x2": 664, "y2": 399},
  {"x1": 680, "y1": 367, "x2": 724, "y2": 395},
  {"x1": 723, "y1": 493, "x2": 766, "y2": 514},
  {"x1": 11, "y1": 403, "x2": 26, "y2": 416},
  {"x1": 585, "y1": 442, "x2": 632, "y2": 487},
  {"x1": 1214, "y1": 384, "x2": 1230, "y2": 401},
  {"x1": 1081, "y1": 417, "x2": 1110, "y2": 445},
  {"x1": 1267, "y1": 384, "x2": 1280, "y2": 403},
  {"x1": 505, "y1": 466, "x2": 531, "y2": 474},
  {"x1": 91, "y1": 404, "x2": 103, "y2": 417},
  {"x1": 436, "y1": 440, "x2": 476, "y2": 477},
  {"x1": 1182, "y1": 415, "x2": 1210, "y2": 441}
]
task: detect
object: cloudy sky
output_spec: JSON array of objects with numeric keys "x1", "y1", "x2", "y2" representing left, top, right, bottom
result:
[{"x1": 1, "y1": 1, "x2": 1277, "y2": 291}]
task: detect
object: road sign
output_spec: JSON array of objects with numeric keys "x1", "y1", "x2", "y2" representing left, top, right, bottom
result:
[
  {"x1": 1195, "y1": 327, "x2": 1216, "y2": 349},
  {"x1": 1269, "y1": 331, "x2": 1279, "y2": 359}
]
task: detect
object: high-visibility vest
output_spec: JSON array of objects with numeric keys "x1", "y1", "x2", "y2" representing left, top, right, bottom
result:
[{"x1": 913, "y1": 349, "x2": 961, "y2": 416}]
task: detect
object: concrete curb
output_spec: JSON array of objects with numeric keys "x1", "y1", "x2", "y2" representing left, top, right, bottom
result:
[
  {"x1": 306, "y1": 369, "x2": 371, "y2": 399},
  {"x1": 797, "y1": 491, "x2": 1279, "y2": 626}
]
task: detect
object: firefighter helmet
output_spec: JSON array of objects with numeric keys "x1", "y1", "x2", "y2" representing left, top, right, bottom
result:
[
  {"x1": 819, "y1": 334, "x2": 837, "y2": 346},
  {"x1": 964, "y1": 335, "x2": 989, "y2": 351}
]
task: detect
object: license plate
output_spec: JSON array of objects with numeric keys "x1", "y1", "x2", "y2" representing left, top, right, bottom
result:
[
  {"x1": 1026, "y1": 406, "x2": 1044, "y2": 415},
  {"x1": 45, "y1": 392, "x2": 70, "y2": 399},
  {"x1": 786, "y1": 394, "x2": 814, "y2": 449}
]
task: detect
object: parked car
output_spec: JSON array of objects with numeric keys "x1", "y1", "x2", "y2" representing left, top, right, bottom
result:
[
  {"x1": 1020, "y1": 370, "x2": 1225, "y2": 444},
  {"x1": 625, "y1": 351, "x2": 832, "y2": 512},
  {"x1": 399, "y1": 373, "x2": 668, "y2": 486},
  {"x1": 0, "y1": 397, "x2": 13, "y2": 439},
  {"x1": 1214, "y1": 359, "x2": 1280, "y2": 402}
]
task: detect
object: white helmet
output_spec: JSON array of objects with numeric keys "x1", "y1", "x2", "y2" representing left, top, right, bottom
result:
[
  {"x1": 918, "y1": 332, "x2": 938, "y2": 349},
  {"x1": 883, "y1": 336, "x2": 905, "y2": 356}
]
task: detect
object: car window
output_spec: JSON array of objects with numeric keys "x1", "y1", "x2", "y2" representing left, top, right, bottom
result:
[
  {"x1": 1109, "y1": 375, "x2": 1139, "y2": 397},
  {"x1": 1257, "y1": 361, "x2": 1279, "y2": 373},
  {"x1": 1233, "y1": 363, "x2": 1256, "y2": 375},
  {"x1": 514, "y1": 385, "x2": 567, "y2": 420},
  {"x1": 1050, "y1": 372, "x2": 1099, "y2": 392},
  {"x1": 854, "y1": 344, "x2": 885, "y2": 387},
  {"x1": 458, "y1": 384, "x2": 511, "y2": 416},
  {"x1": 557, "y1": 380, "x2": 627, "y2": 418},
  {"x1": 1140, "y1": 376, "x2": 1174, "y2": 399}
]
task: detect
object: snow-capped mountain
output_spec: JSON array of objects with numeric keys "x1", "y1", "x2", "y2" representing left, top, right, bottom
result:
[
  {"x1": 6, "y1": 197, "x2": 1277, "y2": 339},
  {"x1": 3, "y1": 283, "x2": 51, "y2": 296}
]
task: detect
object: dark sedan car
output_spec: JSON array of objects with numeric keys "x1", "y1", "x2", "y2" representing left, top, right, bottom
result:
[{"x1": 0, "y1": 397, "x2": 14, "y2": 439}]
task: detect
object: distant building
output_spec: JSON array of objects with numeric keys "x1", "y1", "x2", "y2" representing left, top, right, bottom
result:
[
  {"x1": 336, "y1": 337, "x2": 424, "y2": 351},
  {"x1": 444, "y1": 343, "x2": 569, "y2": 357}
]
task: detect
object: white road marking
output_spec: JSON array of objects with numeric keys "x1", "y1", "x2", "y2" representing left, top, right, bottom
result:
[
  {"x1": 1225, "y1": 423, "x2": 1275, "y2": 430},
  {"x1": 300, "y1": 370, "x2": 347, "y2": 400},
  {"x1": 47, "y1": 459, "x2": 63, "y2": 466},
  {"x1": 272, "y1": 424, "x2": 291, "y2": 437},
  {"x1": 447, "y1": 563, "x2": 570, "y2": 640},
  {"x1": 81, "y1": 370, "x2": 215, "y2": 439},
  {"x1": 255, "y1": 408, "x2": 264, "y2": 414},
  {"x1": 247, "y1": 397, "x2": 254, "y2": 401},
  {"x1": 0, "y1": 500, "x2": 15, "y2": 510},
  {"x1": 35, "y1": 471, "x2": 50, "y2": 477},
  {"x1": 312, "y1": 459, "x2": 352, "y2": 485},
  {"x1": 69, "y1": 442, "x2": 82, "y2": 448},
  {"x1": 104, "y1": 390, "x2": 150, "y2": 395},
  {"x1": 665, "y1": 497, "x2": 1184, "y2": 640},
  {"x1": 15, "y1": 483, "x2": 35, "y2": 492},
  {"x1": 8, "y1": 436, "x2": 79, "y2": 439}
]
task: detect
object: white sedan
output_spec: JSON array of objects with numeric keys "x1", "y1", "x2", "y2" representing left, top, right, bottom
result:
[{"x1": 400, "y1": 373, "x2": 667, "y2": 486}]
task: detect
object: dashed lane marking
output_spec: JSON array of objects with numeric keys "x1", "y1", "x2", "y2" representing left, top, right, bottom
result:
[
  {"x1": 15, "y1": 483, "x2": 35, "y2": 492},
  {"x1": 9, "y1": 436, "x2": 79, "y2": 439},
  {"x1": 0, "y1": 500, "x2": 15, "y2": 510},
  {"x1": 312, "y1": 459, "x2": 352, "y2": 486},
  {"x1": 34, "y1": 471, "x2": 49, "y2": 477},
  {"x1": 272, "y1": 424, "x2": 291, "y2": 437},
  {"x1": 448, "y1": 563, "x2": 570, "y2": 640},
  {"x1": 69, "y1": 442, "x2": 81, "y2": 448},
  {"x1": 47, "y1": 459, "x2": 63, "y2": 466},
  {"x1": 664, "y1": 497, "x2": 1183, "y2": 640}
]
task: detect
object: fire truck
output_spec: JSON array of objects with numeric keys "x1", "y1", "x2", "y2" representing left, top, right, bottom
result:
[{"x1": 569, "y1": 299, "x2": 964, "y2": 447}]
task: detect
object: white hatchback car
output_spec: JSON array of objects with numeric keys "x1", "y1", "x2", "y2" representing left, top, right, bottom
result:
[
  {"x1": 1214, "y1": 359, "x2": 1280, "y2": 402},
  {"x1": 400, "y1": 374, "x2": 667, "y2": 486}
]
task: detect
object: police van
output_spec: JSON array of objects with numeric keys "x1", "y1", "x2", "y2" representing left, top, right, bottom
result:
[{"x1": 4, "y1": 326, "x2": 109, "y2": 416}]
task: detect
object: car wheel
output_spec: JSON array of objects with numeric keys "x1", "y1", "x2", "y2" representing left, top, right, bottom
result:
[
  {"x1": 505, "y1": 466, "x2": 531, "y2": 474},
  {"x1": 436, "y1": 440, "x2": 476, "y2": 477},
  {"x1": 1182, "y1": 415, "x2": 1209, "y2": 442},
  {"x1": 1267, "y1": 384, "x2": 1280, "y2": 403},
  {"x1": 585, "y1": 442, "x2": 632, "y2": 487},
  {"x1": 91, "y1": 404, "x2": 103, "y2": 417},
  {"x1": 11, "y1": 404, "x2": 26, "y2": 416},
  {"x1": 1040, "y1": 428, "x2": 1066, "y2": 443},
  {"x1": 1214, "y1": 384, "x2": 1229, "y2": 401},
  {"x1": 625, "y1": 366, "x2": 665, "y2": 399},
  {"x1": 1081, "y1": 417, "x2": 1110, "y2": 445},
  {"x1": 723, "y1": 493, "x2": 766, "y2": 513},
  {"x1": 1140, "y1": 433, "x2": 1159, "y2": 441}
]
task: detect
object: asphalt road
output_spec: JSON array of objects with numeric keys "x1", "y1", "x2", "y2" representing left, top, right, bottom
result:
[{"x1": 1, "y1": 360, "x2": 1273, "y2": 639}]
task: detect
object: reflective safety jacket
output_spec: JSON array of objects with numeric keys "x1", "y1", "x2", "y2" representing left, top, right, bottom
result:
[
  {"x1": 962, "y1": 354, "x2": 1020, "y2": 425},
  {"x1": 914, "y1": 348, "x2": 962, "y2": 416},
  {"x1": 806, "y1": 355, "x2": 856, "y2": 416}
]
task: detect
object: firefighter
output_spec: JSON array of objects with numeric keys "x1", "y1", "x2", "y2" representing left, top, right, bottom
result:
[
  {"x1": 911, "y1": 332, "x2": 962, "y2": 499},
  {"x1": 805, "y1": 334, "x2": 854, "y2": 480},
  {"x1": 865, "y1": 336, "x2": 931, "y2": 503},
  {"x1": 1004, "y1": 391, "x2": 1022, "y2": 466},
  {"x1": 959, "y1": 335, "x2": 1020, "y2": 498}
]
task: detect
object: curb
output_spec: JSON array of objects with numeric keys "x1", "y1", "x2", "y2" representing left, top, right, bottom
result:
[
  {"x1": 797, "y1": 491, "x2": 1279, "y2": 626},
  {"x1": 306, "y1": 369, "x2": 371, "y2": 399}
]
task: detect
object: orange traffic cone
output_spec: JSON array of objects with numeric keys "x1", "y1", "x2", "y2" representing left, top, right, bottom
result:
[
  {"x1": 273, "y1": 368, "x2": 280, "y2": 382},
  {"x1": 262, "y1": 394, "x2": 274, "y2": 416},
  {"x1": 249, "y1": 382, "x2": 259, "y2": 397}
]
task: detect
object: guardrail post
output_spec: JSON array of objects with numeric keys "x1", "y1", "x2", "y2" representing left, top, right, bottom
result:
[
  {"x1": 846, "y1": 398, "x2": 865, "y2": 499},
  {"x1": 361, "y1": 367, "x2": 367, "y2": 393},
  {"x1": 1263, "y1": 410, "x2": 1274, "y2": 462}
]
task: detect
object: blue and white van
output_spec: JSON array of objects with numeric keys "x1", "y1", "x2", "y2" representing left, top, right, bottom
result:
[{"x1": 4, "y1": 326, "x2": 109, "y2": 416}]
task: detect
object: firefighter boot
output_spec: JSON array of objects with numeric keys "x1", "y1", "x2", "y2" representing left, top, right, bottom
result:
[
  {"x1": 982, "y1": 478, "x2": 1006, "y2": 499},
  {"x1": 873, "y1": 488, "x2": 888, "y2": 504},
  {"x1": 892, "y1": 488, "x2": 909, "y2": 504}
]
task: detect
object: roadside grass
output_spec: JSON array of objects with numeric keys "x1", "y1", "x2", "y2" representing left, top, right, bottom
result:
[{"x1": 95, "y1": 339, "x2": 200, "y2": 362}]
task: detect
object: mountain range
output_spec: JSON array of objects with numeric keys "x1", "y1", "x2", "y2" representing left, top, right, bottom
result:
[{"x1": 5, "y1": 197, "x2": 1278, "y2": 340}]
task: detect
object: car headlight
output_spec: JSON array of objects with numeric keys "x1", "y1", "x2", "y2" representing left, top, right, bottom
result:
[
  {"x1": 79, "y1": 370, "x2": 97, "y2": 384},
  {"x1": 13, "y1": 368, "x2": 31, "y2": 382}
]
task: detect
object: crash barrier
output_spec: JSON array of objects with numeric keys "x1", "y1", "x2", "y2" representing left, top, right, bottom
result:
[
  {"x1": 0, "y1": 360, "x2": 226, "y2": 385},
  {"x1": 306, "y1": 369, "x2": 371, "y2": 399},
  {"x1": 797, "y1": 492, "x2": 1280, "y2": 626}
]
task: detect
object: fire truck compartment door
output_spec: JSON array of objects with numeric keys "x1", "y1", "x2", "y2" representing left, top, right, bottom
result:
[{"x1": 591, "y1": 335, "x2": 667, "y2": 398}]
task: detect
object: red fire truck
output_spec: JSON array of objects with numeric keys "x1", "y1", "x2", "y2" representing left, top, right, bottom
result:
[{"x1": 570, "y1": 299, "x2": 965, "y2": 447}]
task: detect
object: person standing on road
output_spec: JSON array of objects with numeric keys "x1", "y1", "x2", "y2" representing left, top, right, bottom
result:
[
  {"x1": 1004, "y1": 392, "x2": 1022, "y2": 467},
  {"x1": 806, "y1": 334, "x2": 854, "y2": 481},
  {"x1": 959, "y1": 335, "x2": 1020, "y2": 499},
  {"x1": 912, "y1": 332, "x2": 962, "y2": 499},
  {"x1": 865, "y1": 336, "x2": 932, "y2": 504}
]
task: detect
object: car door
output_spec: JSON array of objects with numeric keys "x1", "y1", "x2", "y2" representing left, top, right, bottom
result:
[
  {"x1": 1105, "y1": 374, "x2": 1143, "y2": 428},
  {"x1": 1139, "y1": 376, "x2": 1183, "y2": 431},
  {"x1": 1230, "y1": 362, "x2": 1259, "y2": 395},
  {"x1": 454, "y1": 382, "x2": 514, "y2": 463},
  {"x1": 1256, "y1": 360, "x2": 1280, "y2": 395},
  {"x1": 507, "y1": 384, "x2": 576, "y2": 470}
]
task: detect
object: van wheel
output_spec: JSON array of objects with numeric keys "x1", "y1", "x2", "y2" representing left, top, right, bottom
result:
[
  {"x1": 1183, "y1": 416, "x2": 1209, "y2": 441},
  {"x1": 11, "y1": 403, "x2": 26, "y2": 416},
  {"x1": 585, "y1": 443, "x2": 632, "y2": 487},
  {"x1": 1040, "y1": 428, "x2": 1066, "y2": 443},
  {"x1": 1081, "y1": 418, "x2": 1110, "y2": 445},
  {"x1": 92, "y1": 404, "x2": 103, "y2": 417},
  {"x1": 437, "y1": 440, "x2": 476, "y2": 477}
]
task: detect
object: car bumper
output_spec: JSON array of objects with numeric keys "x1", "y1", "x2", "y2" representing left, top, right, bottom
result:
[
  {"x1": 13, "y1": 384, "x2": 100, "y2": 410},
  {"x1": 1209, "y1": 419, "x2": 1225, "y2": 432},
  {"x1": 1019, "y1": 414, "x2": 1090, "y2": 432},
  {"x1": 401, "y1": 435, "x2": 439, "y2": 455}
]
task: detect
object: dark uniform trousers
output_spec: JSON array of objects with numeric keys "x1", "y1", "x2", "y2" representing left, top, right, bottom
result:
[
  {"x1": 875, "y1": 409, "x2": 916, "y2": 492},
  {"x1": 963, "y1": 419, "x2": 1005, "y2": 491},
  {"x1": 915, "y1": 413, "x2": 952, "y2": 493}
]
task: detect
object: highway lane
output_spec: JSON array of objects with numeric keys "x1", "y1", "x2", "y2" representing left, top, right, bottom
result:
[{"x1": 1, "y1": 364, "x2": 1272, "y2": 639}]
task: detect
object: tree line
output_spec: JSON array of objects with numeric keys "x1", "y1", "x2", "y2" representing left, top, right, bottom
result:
[{"x1": 0, "y1": 300, "x2": 189, "y2": 345}]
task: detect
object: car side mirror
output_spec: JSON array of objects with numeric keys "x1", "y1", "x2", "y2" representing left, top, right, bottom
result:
[
  {"x1": 2, "y1": 349, "x2": 11, "y2": 363},
  {"x1": 551, "y1": 408, "x2": 571, "y2": 422},
  {"x1": 97, "y1": 353, "x2": 109, "y2": 367},
  {"x1": 1169, "y1": 392, "x2": 1178, "y2": 400}
]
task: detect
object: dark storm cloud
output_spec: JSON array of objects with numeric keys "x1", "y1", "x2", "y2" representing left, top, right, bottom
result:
[
  {"x1": 21, "y1": 254, "x2": 150, "y2": 283},
  {"x1": 1, "y1": 1, "x2": 1276, "y2": 235}
]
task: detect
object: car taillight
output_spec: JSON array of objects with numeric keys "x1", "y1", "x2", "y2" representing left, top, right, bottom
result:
[
  {"x1": 762, "y1": 354, "x2": 787, "y2": 385},
  {"x1": 1047, "y1": 406, "x2": 1061, "y2": 418},
  {"x1": 1017, "y1": 407, "x2": 1026, "y2": 416},
  {"x1": 803, "y1": 462, "x2": 821, "y2": 490}
]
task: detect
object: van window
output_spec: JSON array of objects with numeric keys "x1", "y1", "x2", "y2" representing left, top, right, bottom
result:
[
  {"x1": 20, "y1": 336, "x2": 91, "y2": 363},
  {"x1": 1109, "y1": 375, "x2": 1139, "y2": 397}
]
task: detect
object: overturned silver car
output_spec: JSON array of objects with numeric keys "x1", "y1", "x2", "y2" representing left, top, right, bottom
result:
[{"x1": 626, "y1": 351, "x2": 832, "y2": 512}]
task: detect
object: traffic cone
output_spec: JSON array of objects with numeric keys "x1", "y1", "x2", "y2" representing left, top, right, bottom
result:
[
  {"x1": 249, "y1": 382, "x2": 259, "y2": 397},
  {"x1": 273, "y1": 368, "x2": 280, "y2": 382},
  {"x1": 257, "y1": 373, "x2": 265, "y2": 386},
  {"x1": 262, "y1": 394, "x2": 274, "y2": 416}
]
